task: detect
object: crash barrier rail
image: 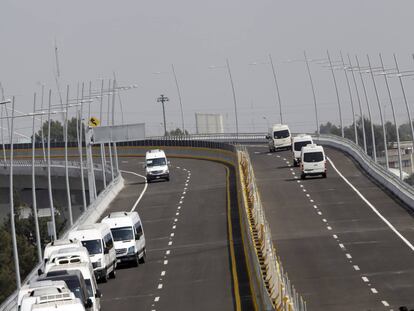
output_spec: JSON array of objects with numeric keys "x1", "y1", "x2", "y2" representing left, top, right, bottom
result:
[
  {"x1": 314, "y1": 134, "x2": 414, "y2": 207},
  {"x1": 0, "y1": 174, "x2": 124, "y2": 311},
  {"x1": 238, "y1": 146, "x2": 306, "y2": 311},
  {"x1": 0, "y1": 159, "x2": 111, "y2": 172}
]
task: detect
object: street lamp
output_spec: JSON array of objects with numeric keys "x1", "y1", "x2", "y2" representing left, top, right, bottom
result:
[
  {"x1": 208, "y1": 58, "x2": 239, "y2": 135},
  {"x1": 153, "y1": 65, "x2": 186, "y2": 133},
  {"x1": 157, "y1": 94, "x2": 169, "y2": 136},
  {"x1": 249, "y1": 54, "x2": 284, "y2": 124},
  {"x1": 327, "y1": 50, "x2": 344, "y2": 138}
]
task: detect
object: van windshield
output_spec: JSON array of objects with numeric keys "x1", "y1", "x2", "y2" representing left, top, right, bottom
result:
[
  {"x1": 304, "y1": 152, "x2": 324, "y2": 162},
  {"x1": 61, "y1": 278, "x2": 84, "y2": 301},
  {"x1": 110, "y1": 227, "x2": 134, "y2": 241},
  {"x1": 147, "y1": 158, "x2": 166, "y2": 167},
  {"x1": 274, "y1": 130, "x2": 289, "y2": 139},
  {"x1": 294, "y1": 141, "x2": 312, "y2": 151},
  {"x1": 81, "y1": 240, "x2": 102, "y2": 255}
]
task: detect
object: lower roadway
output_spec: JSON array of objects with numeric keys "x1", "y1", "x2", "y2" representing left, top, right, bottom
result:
[
  {"x1": 97, "y1": 157, "x2": 247, "y2": 311},
  {"x1": 249, "y1": 146, "x2": 414, "y2": 311}
]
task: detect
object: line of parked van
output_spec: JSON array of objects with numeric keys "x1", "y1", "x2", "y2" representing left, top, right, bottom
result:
[
  {"x1": 17, "y1": 211, "x2": 146, "y2": 311},
  {"x1": 266, "y1": 124, "x2": 327, "y2": 179}
]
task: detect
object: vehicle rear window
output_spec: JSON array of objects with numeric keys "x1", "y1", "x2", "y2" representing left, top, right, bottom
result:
[
  {"x1": 294, "y1": 141, "x2": 312, "y2": 151},
  {"x1": 303, "y1": 152, "x2": 324, "y2": 162},
  {"x1": 273, "y1": 130, "x2": 290, "y2": 139}
]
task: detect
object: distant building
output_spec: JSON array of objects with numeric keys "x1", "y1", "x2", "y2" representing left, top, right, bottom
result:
[
  {"x1": 378, "y1": 141, "x2": 414, "y2": 175},
  {"x1": 195, "y1": 113, "x2": 224, "y2": 134}
]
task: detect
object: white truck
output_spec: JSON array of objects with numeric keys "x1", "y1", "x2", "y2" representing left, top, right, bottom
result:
[
  {"x1": 266, "y1": 124, "x2": 292, "y2": 152},
  {"x1": 292, "y1": 134, "x2": 313, "y2": 166},
  {"x1": 300, "y1": 144, "x2": 327, "y2": 179}
]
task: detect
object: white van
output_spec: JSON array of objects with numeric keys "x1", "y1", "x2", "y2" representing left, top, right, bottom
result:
[
  {"x1": 43, "y1": 240, "x2": 83, "y2": 267},
  {"x1": 266, "y1": 124, "x2": 292, "y2": 152},
  {"x1": 68, "y1": 224, "x2": 116, "y2": 282},
  {"x1": 145, "y1": 149, "x2": 170, "y2": 182},
  {"x1": 101, "y1": 211, "x2": 146, "y2": 266},
  {"x1": 46, "y1": 263, "x2": 101, "y2": 311},
  {"x1": 292, "y1": 134, "x2": 313, "y2": 166},
  {"x1": 30, "y1": 292, "x2": 85, "y2": 311},
  {"x1": 18, "y1": 281, "x2": 71, "y2": 311},
  {"x1": 300, "y1": 144, "x2": 327, "y2": 179},
  {"x1": 44, "y1": 246, "x2": 92, "y2": 275}
]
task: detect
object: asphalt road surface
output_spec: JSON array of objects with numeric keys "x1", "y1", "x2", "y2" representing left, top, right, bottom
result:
[
  {"x1": 249, "y1": 146, "x2": 414, "y2": 311},
  {"x1": 97, "y1": 157, "x2": 238, "y2": 311}
]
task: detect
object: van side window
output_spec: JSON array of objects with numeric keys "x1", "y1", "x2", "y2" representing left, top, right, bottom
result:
[
  {"x1": 104, "y1": 233, "x2": 114, "y2": 249},
  {"x1": 134, "y1": 222, "x2": 143, "y2": 239}
]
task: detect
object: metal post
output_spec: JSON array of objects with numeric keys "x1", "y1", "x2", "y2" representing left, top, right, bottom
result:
[
  {"x1": 269, "y1": 54, "x2": 283, "y2": 124},
  {"x1": 171, "y1": 64, "x2": 185, "y2": 133},
  {"x1": 86, "y1": 81, "x2": 97, "y2": 201},
  {"x1": 111, "y1": 79, "x2": 119, "y2": 176},
  {"x1": 226, "y1": 58, "x2": 239, "y2": 135},
  {"x1": 99, "y1": 79, "x2": 107, "y2": 188},
  {"x1": 327, "y1": 50, "x2": 344, "y2": 137},
  {"x1": 356, "y1": 55, "x2": 376, "y2": 161},
  {"x1": 304, "y1": 51, "x2": 319, "y2": 135},
  {"x1": 379, "y1": 53, "x2": 403, "y2": 179},
  {"x1": 78, "y1": 83, "x2": 87, "y2": 211},
  {"x1": 367, "y1": 55, "x2": 389, "y2": 169},
  {"x1": 9, "y1": 97, "x2": 21, "y2": 289},
  {"x1": 340, "y1": 51, "x2": 357, "y2": 144},
  {"x1": 107, "y1": 80, "x2": 114, "y2": 181},
  {"x1": 394, "y1": 54, "x2": 414, "y2": 157},
  {"x1": 40, "y1": 85, "x2": 46, "y2": 162},
  {"x1": 64, "y1": 85, "x2": 73, "y2": 226},
  {"x1": 1, "y1": 103, "x2": 5, "y2": 161},
  {"x1": 348, "y1": 54, "x2": 367, "y2": 153},
  {"x1": 47, "y1": 90, "x2": 57, "y2": 240},
  {"x1": 31, "y1": 93, "x2": 42, "y2": 263}
]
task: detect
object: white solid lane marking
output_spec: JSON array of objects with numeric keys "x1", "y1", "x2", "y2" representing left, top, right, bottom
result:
[
  {"x1": 120, "y1": 170, "x2": 148, "y2": 212},
  {"x1": 346, "y1": 253, "x2": 352, "y2": 259},
  {"x1": 370, "y1": 288, "x2": 378, "y2": 294},
  {"x1": 158, "y1": 284, "x2": 163, "y2": 289},
  {"x1": 161, "y1": 271, "x2": 166, "y2": 276},
  {"x1": 362, "y1": 276, "x2": 369, "y2": 282},
  {"x1": 381, "y1": 301, "x2": 389, "y2": 306},
  {"x1": 353, "y1": 265, "x2": 360, "y2": 271},
  {"x1": 328, "y1": 157, "x2": 414, "y2": 252}
]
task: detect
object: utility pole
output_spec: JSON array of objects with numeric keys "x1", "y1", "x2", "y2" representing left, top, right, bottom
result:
[{"x1": 157, "y1": 95, "x2": 169, "y2": 136}]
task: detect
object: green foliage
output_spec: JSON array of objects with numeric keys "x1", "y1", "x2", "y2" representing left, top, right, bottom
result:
[
  {"x1": 320, "y1": 118, "x2": 414, "y2": 158},
  {"x1": 166, "y1": 128, "x2": 189, "y2": 136},
  {"x1": 34, "y1": 118, "x2": 84, "y2": 143}
]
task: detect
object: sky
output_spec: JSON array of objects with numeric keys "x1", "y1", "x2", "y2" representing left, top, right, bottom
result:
[{"x1": 1, "y1": 0, "x2": 414, "y2": 138}]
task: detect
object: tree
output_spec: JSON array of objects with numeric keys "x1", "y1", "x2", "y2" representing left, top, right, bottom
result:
[
  {"x1": 166, "y1": 128, "x2": 189, "y2": 136},
  {"x1": 34, "y1": 117, "x2": 84, "y2": 143}
]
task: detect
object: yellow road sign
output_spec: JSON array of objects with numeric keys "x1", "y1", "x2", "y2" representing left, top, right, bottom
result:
[{"x1": 88, "y1": 117, "x2": 100, "y2": 127}]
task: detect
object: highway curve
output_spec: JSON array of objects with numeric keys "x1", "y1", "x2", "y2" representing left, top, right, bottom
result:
[
  {"x1": 97, "y1": 156, "x2": 252, "y2": 311},
  {"x1": 249, "y1": 146, "x2": 414, "y2": 311}
]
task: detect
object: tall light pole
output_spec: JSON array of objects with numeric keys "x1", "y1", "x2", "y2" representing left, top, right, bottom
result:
[
  {"x1": 46, "y1": 90, "x2": 57, "y2": 240},
  {"x1": 209, "y1": 59, "x2": 239, "y2": 135},
  {"x1": 367, "y1": 54, "x2": 389, "y2": 169},
  {"x1": 99, "y1": 79, "x2": 107, "y2": 188},
  {"x1": 348, "y1": 54, "x2": 367, "y2": 153},
  {"x1": 379, "y1": 53, "x2": 403, "y2": 179},
  {"x1": 2, "y1": 97, "x2": 20, "y2": 287},
  {"x1": 393, "y1": 54, "x2": 414, "y2": 158},
  {"x1": 31, "y1": 93, "x2": 42, "y2": 263},
  {"x1": 327, "y1": 50, "x2": 344, "y2": 137},
  {"x1": 269, "y1": 54, "x2": 283, "y2": 124},
  {"x1": 340, "y1": 51, "x2": 357, "y2": 144},
  {"x1": 157, "y1": 94, "x2": 169, "y2": 136},
  {"x1": 302, "y1": 51, "x2": 320, "y2": 134},
  {"x1": 356, "y1": 55, "x2": 377, "y2": 161},
  {"x1": 171, "y1": 64, "x2": 185, "y2": 133},
  {"x1": 64, "y1": 85, "x2": 73, "y2": 226}
]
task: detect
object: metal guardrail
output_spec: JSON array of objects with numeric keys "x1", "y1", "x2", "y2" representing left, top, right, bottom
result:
[
  {"x1": 314, "y1": 134, "x2": 414, "y2": 207},
  {"x1": 238, "y1": 147, "x2": 306, "y2": 311},
  {"x1": 0, "y1": 175, "x2": 124, "y2": 311}
]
